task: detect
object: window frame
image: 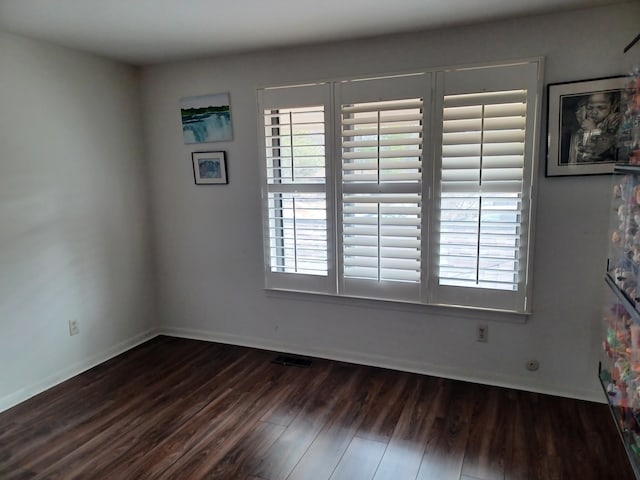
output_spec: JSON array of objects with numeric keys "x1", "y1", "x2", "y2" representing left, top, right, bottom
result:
[
  {"x1": 258, "y1": 83, "x2": 337, "y2": 295},
  {"x1": 257, "y1": 58, "x2": 543, "y2": 314}
]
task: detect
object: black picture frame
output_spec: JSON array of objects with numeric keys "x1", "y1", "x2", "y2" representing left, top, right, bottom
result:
[
  {"x1": 191, "y1": 151, "x2": 228, "y2": 185},
  {"x1": 546, "y1": 76, "x2": 626, "y2": 177}
]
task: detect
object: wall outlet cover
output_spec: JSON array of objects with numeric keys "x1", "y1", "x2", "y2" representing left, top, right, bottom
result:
[{"x1": 69, "y1": 320, "x2": 79, "y2": 336}]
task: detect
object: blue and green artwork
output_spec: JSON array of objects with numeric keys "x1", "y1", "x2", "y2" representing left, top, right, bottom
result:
[
  {"x1": 180, "y1": 93, "x2": 233, "y2": 143},
  {"x1": 198, "y1": 158, "x2": 221, "y2": 179}
]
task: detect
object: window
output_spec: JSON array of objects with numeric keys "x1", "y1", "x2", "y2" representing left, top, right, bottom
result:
[
  {"x1": 265, "y1": 105, "x2": 327, "y2": 276},
  {"x1": 260, "y1": 84, "x2": 335, "y2": 294},
  {"x1": 258, "y1": 60, "x2": 542, "y2": 313}
]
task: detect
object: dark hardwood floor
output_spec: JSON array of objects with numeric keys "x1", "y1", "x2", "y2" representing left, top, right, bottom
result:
[{"x1": 0, "y1": 335, "x2": 634, "y2": 479}]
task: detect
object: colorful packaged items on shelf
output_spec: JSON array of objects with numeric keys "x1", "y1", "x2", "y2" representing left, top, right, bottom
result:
[
  {"x1": 602, "y1": 302, "x2": 640, "y2": 444},
  {"x1": 602, "y1": 67, "x2": 640, "y2": 475},
  {"x1": 610, "y1": 176, "x2": 640, "y2": 304},
  {"x1": 619, "y1": 68, "x2": 640, "y2": 165}
]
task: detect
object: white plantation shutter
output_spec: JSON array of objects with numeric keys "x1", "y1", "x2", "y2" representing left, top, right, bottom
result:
[
  {"x1": 336, "y1": 75, "x2": 430, "y2": 302},
  {"x1": 264, "y1": 106, "x2": 327, "y2": 185},
  {"x1": 258, "y1": 84, "x2": 335, "y2": 293},
  {"x1": 266, "y1": 191, "x2": 327, "y2": 274},
  {"x1": 258, "y1": 59, "x2": 541, "y2": 313},
  {"x1": 431, "y1": 62, "x2": 540, "y2": 312},
  {"x1": 342, "y1": 192, "x2": 422, "y2": 283},
  {"x1": 439, "y1": 90, "x2": 526, "y2": 289}
]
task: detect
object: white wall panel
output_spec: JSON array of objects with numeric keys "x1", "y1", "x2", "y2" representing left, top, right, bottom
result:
[{"x1": 0, "y1": 33, "x2": 157, "y2": 410}]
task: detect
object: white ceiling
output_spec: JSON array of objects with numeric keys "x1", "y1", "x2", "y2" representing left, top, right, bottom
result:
[{"x1": 0, "y1": 0, "x2": 629, "y2": 65}]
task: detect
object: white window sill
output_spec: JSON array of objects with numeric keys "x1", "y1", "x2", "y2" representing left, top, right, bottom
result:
[{"x1": 263, "y1": 287, "x2": 529, "y2": 324}]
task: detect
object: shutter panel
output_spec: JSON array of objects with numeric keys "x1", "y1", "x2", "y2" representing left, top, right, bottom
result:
[
  {"x1": 342, "y1": 193, "x2": 422, "y2": 283},
  {"x1": 264, "y1": 107, "x2": 327, "y2": 185},
  {"x1": 339, "y1": 93, "x2": 425, "y2": 299},
  {"x1": 431, "y1": 60, "x2": 541, "y2": 313},
  {"x1": 267, "y1": 191, "x2": 327, "y2": 275},
  {"x1": 439, "y1": 89, "x2": 527, "y2": 291},
  {"x1": 265, "y1": 106, "x2": 327, "y2": 276},
  {"x1": 258, "y1": 84, "x2": 334, "y2": 293}
]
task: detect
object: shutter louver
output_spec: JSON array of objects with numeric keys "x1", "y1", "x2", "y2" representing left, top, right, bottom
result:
[
  {"x1": 438, "y1": 89, "x2": 527, "y2": 291},
  {"x1": 341, "y1": 98, "x2": 423, "y2": 284},
  {"x1": 264, "y1": 106, "x2": 328, "y2": 276}
]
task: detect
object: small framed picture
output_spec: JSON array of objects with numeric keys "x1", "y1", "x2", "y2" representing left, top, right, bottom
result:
[
  {"x1": 191, "y1": 151, "x2": 228, "y2": 185},
  {"x1": 546, "y1": 76, "x2": 626, "y2": 176}
]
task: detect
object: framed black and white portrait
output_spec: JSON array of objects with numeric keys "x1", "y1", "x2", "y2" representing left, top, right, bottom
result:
[{"x1": 546, "y1": 76, "x2": 626, "y2": 177}]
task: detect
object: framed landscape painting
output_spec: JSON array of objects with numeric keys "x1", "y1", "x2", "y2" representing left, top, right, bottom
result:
[{"x1": 180, "y1": 93, "x2": 233, "y2": 144}]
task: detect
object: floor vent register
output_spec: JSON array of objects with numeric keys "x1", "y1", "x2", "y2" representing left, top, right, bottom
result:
[{"x1": 272, "y1": 355, "x2": 313, "y2": 368}]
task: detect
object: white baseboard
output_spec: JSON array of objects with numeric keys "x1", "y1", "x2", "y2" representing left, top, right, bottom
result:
[
  {"x1": 0, "y1": 329, "x2": 159, "y2": 413},
  {"x1": 1, "y1": 326, "x2": 602, "y2": 414},
  {"x1": 159, "y1": 325, "x2": 604, "y2": 403}
]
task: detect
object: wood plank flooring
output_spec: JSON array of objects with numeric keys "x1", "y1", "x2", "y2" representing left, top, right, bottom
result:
[{"x1": 0, "y1": 335, "x2": 634, "y2": 479}]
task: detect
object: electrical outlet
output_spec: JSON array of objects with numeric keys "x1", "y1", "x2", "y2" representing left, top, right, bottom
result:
[
  {"x1": 477, "y1": 324, "x2": 488, "y2": 342},
  {"x1": 526, "y1": 359, "x2": 540, "y2": 371},
  {"x1": 69, "y1": 319, "x2": 79, "y2": 336}
]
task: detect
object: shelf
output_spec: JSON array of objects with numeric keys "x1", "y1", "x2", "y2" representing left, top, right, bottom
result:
[
  {"x1": 601, "y1": 69, "x2": 640, "y2": 478},
  {"x1": 603, "y1": 274, "x2": 640, "y2": 480},
  {"x1": 599, "y1": 366, "x2": 640, "y2": 480},
  {"x1": 615, "y1": 165, "x2": 640, "y2": 175},
  {"x1": 605, "y1": 274, "x2": 640, "y2": 325}
]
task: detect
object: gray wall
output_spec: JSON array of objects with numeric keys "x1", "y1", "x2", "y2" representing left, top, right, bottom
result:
[
  {"x1": 0, "y1": 33, "x2": 156, "y2": 410},
  {"x1": 141, "y1": 2, "x2": 640, "y2": 401}
]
